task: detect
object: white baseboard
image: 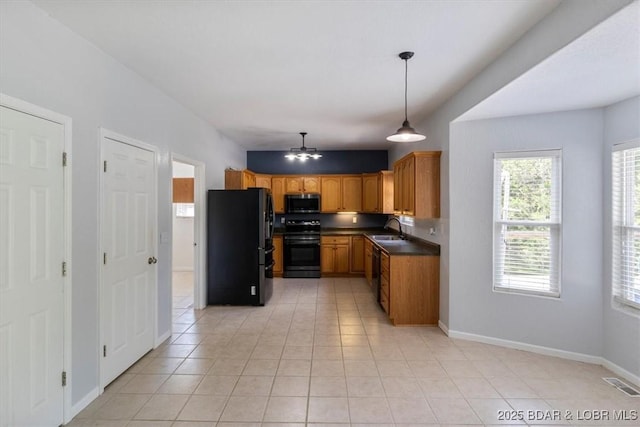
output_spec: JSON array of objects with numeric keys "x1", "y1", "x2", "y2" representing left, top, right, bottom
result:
[
  {"x1": 172, "y1": 267, "x2": 194, "y2": 273},
  {"x1": 447, "y1": 327, "x2": 640, "y2": 389},
  {"x1": 602, "y1": 358, "x2": 640, "y2": 387},
  {"x1": 69, "y1": 387, "x2": 99, "y2": 420},
  {"x1": 438, "y1": 320, "x2": 449, "y2": 336},
  {"x1": 447, "y1": 328, "x2": 602, "y2": 364},
  {"x1": 155, "y1": 329, "x2": 171, "y2": 348}
]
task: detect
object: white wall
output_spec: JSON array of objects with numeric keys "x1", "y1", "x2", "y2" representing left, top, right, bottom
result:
[
  {"x1": 449, "y1": 110, "x2": 604, "y2": 356},
  {"x1": 172, "y1": 162, "x2": 195, "y2": 272},
  {"x1": 602, "y1": 96, "x2": 640, "y2": 379},
  {"x1": 0, "y1": 1, "x2": 246, "y2": 407},
  {"x1": 389, "y1": 0, "x2": 633, "y2": 330}
]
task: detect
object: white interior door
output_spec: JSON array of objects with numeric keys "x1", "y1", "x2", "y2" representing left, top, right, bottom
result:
[
  {"x1": 101, "y1": 134, "x2": 156, "y2": 387},
  {"x1": 0, "y1": 105, "x2": 65, "y2": 427}
]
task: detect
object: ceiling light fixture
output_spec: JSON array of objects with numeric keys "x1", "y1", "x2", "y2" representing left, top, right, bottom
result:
[
  {"x1": 387, "y1": 51, "x2": 425, "y2": 143},
  {"x1": 284, "y1": 132, "x2": 322, "y2": 161}
]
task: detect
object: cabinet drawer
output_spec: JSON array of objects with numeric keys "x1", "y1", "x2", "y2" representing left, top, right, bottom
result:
[
  {"x1": 381, "y1": 252, "x2": 390, "y2": 274},
  {"x1": 380, "y1": 275, "x2": 389, "y2": 295},
  {"x1": 321, "y1": 236, "x2": 350, "y2": 245},
  {"x1": 380, "y1": 291, "x2": 389, "y2": 314}
]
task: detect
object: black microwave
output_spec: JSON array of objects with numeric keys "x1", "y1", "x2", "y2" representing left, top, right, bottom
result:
[{"x1": 285, "y1": 193, "x2": 320, "y2": 213}]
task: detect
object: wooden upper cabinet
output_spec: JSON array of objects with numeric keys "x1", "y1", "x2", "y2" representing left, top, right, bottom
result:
[
  {"x1": 285, "y1": 176, "x2": 320, "y2": 193},
  {"x1": 393, "y1": 151, "x2": 441, "y2": 218},
  {"x1": 255, "y1": 174, "x2": 271, "y2": 189},
  {"x1": 362, "y1": 174, "x2": 379, "y2": 213},
  {"x1": 173, "y1": 178, "x2": 194, "y2": 203},
  {"x1": 321, "y1": 175, "x2": 362, "y2": 212},
  {"x1": 342, "y1": 176, "x2": 362, "y2": 212},
  {"x1": 271, "y1": 177, "x2": 286, "y2": 213},
  {"x1": 225, "y1": 169, "x2": 256, "y2": 189},
  {"x1": 320, "y1": 176, "x2": 342, "y2": 212},
  {"x1": 362, "y1": 171, "x2": 393, "y2": 214},
  {"x1": 379, "y1": 171, "x2": 394, "y2": 214}
]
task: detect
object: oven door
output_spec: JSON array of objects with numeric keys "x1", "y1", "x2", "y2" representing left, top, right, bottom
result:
[{"x1": 283, "y1": 235, "x2": 321, "y2": 271}]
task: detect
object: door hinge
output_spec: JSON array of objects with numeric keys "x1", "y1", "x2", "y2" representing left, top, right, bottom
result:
[
  {"x1": 62, "y1": 261, "x2": 67, "y2": 277},
  {"x1": 61, "y1": 371, "x2": 67, "y2": 387},
  {"x1": 103, "y1": 253, "x2": 107, "y2": 265},
  {"x1": 103, "y1": 160, "x2": 107, "y2": 172},
  {"x1": 62, "y1": 152, "x2": 67, "y2": 167},
  {"x1": 103, "y1": 345, "x2": 107, "y2": 357}
]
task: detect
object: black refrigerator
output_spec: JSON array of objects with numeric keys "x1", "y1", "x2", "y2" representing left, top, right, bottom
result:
[{"x1": 207, "y1": 188, "x2": 275, "y2": 305}]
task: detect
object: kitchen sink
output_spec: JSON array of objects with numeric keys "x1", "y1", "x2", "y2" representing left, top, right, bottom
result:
[{"x1": 371, "y1": 235, "x2": 405, "y2": 241}]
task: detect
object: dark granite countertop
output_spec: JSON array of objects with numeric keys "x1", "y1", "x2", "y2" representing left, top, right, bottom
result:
[
  {"x1": 364, "y1": 233, "x2": 440, "y2": 256},
  {"x1": 275, "y1": 226, "x2": 440, "y2": 256}
]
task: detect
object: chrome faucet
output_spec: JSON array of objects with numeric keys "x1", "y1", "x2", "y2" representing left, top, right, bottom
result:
[{"x1": 384, "y1": 217, "x2": 403, "y2": 239}]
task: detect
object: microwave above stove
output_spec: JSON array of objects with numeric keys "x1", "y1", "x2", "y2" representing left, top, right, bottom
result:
[{"x1": 285, "y1": 193, "x2": 320, "y2": 214}]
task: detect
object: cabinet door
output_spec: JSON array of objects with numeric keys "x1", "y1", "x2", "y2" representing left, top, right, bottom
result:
[
  {"x1": 243, "y1": 170, "x2": 256, "y2": 188},
  {"x1": 342, "y1": 176, "x2": 362, "y2": 212},
  {"x1": 364, "y1": 239, "x2": 373, "y2": 285},
  {"x1": 393, "y1": 162, "x2": 402, "y2": 214},
  {"x1": 321, "y1": 176, "x2": 342, "y2": 212},
  {"x1": 285, "y1": 177, "x2": 303, "y2": 193},
  {"x1": 362, "y1": 174, "x2": 379, "y2": 213},
  {"x1": 335, "y1": 245, "x2": 350, "y2": 273},
  {"x1": 255, "y1": 174, "x2": 271, "y2": 189},
  {"x1": 271, "y1": 177, "x2": 285, "y2": 213},
  {"x1": 303, "y1": 176, "x2": 320, "y2": 193},
  {"x1": 273, "y1": 236, "x2": 283, "y2": 274},
  {"x1": 350, "y1": 236, "x2": 365, "y2": 273},
  {"x1": 320, "y1": 245, "x2": 336, "y2": 273},
  {"x1": 405, "y1": 157, "x2": 415, "y2": 215}
]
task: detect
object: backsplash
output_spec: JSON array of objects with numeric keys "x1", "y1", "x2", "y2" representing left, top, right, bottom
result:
[{"x1": 275, "y1": 213, "x2": 389, "y2": 229}]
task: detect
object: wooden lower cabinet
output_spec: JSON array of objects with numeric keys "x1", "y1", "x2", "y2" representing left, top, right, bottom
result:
[
  {"x1": 384, "y1": 253, "x2": 439, "y2": 325},
  {"x1": 320, "y1": 235, "x2": 366, "y2": 276},
  {"x1": 350, "y1": 236, "x2": 365, "y2": 273},
  {"x1": 321, "y1": 236, "x2": 350, "y2": 274},
  {"x1": 364, "y1": 238, "x2": 373, "y2": 286},
  {"x1": 272, "y1": 236, "x2": 283, "y2": 276}
]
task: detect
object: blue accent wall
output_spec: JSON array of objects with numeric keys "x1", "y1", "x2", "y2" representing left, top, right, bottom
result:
[{"x1": 247, "y1": 150, "x2": 388, "y2": 174}]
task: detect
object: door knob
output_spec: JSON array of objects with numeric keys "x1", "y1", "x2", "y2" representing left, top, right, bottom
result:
[{"x1": 148, "y1": 257, "x2": 157, "y2": 264}]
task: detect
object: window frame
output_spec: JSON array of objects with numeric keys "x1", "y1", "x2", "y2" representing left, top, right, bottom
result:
[
  {"x1": 492, "y1": 149, "x2": 563, "y2": 298},
  {"x1": 611, "y1": 140, "x2": 640, "y2": 314}
]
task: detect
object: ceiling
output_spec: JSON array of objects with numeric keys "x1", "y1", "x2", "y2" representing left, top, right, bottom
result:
[
  {"x1": 32, "y1": 0, "x2": 562, "y2": 150},
  {"x1": 459, "y1": 1, "x2": 640, "y2": 122}
]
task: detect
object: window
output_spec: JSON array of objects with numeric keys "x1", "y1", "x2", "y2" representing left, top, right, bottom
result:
[
  {"x1": 175, "y1": 203, "x2": 194, "y2": 218},
  {"x1": 612, "y1": 141, "x2": 640, "y2": 311},
  {"x1": 493, "y1": 150, "x2": 562, "y2": 297}
]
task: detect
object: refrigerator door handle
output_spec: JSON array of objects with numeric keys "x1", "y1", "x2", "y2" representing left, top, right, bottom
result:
[{"x1": 265, "y1": 259, "x2": 276, "y2": 271}]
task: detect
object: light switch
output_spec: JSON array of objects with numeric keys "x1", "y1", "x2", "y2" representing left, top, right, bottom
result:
[{"x1": 352, "y1": 216, "x2": 357, "y2": 224}]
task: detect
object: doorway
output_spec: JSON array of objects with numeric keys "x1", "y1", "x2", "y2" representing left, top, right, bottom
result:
[
  {"x1": 171, "y1": 155, "x2": 205, "y2": 317},
  {"x1": 171, "y1": 160, "x2": 195, "y2": 312}
]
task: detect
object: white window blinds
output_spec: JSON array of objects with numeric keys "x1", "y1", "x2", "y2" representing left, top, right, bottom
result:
[
  {"x1": 612, "y1": 141, "x2": 640, "y2": 311},
  {"x1": 493, "y1": 150, "x2": 562, "y2": 297}
]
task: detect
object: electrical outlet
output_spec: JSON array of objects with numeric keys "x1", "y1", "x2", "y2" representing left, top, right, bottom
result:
[
  {"x1": 280, "y1": 217, "x2": 285, "y2": 224},
  {"x1": 352, "y1": 216, "x2": 357, "y2": 224}
]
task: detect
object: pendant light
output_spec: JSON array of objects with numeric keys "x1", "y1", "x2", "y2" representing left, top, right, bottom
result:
[
  {"x1": 284, "y1": 132, "x2": 322, "y2": 161},
  {"x1": 387, "y1": 51, "x2": 425, "y2": 143}
]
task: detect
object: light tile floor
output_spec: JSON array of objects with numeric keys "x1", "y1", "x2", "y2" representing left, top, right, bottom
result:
[
  {"x1": 173, "y1": 271, "x2": 195, "y2": 310},
  {"x1": 70, "y1": 277, "x2": 639, "y2": 426}
]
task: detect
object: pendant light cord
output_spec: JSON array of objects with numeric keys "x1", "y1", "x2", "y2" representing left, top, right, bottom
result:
[{"x1": 404, "y1": 58, "x2": 408, "y2": 122}]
